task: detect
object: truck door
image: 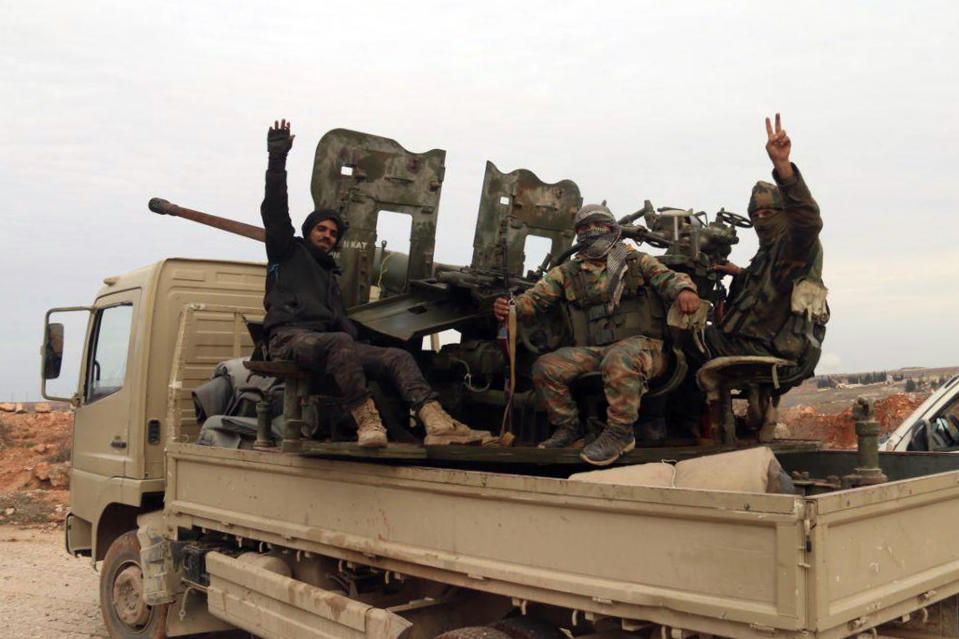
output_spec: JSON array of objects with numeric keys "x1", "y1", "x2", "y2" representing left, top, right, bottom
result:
[{"x1": 72, "y1": 290, "x2": 139, "y2": 479}]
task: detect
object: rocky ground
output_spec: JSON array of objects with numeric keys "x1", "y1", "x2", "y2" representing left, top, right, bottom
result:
[
  {"x1": 0, "y1": 525, "x2": 107, "y2": 638},
  {"x1": 774, "y1": 365, "x2": 959, "y2": 447},
  {"x1": 781, "y1": 392, "x2": 928, "y2": 448},
  {"x1": 0, "y1": 402, "x2": 71, "y2": 529}
]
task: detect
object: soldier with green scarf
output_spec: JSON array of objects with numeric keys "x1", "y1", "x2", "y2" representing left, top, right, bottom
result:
[
  {"x1": 673, "y1": 114, "x2": 828, "y2": 434},
  {"x1": 710, "y1": 113, "x2": 827, "y2": 356}
]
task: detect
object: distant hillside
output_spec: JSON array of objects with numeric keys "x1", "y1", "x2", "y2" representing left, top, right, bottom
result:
[{"x1": 780, "y1": 365, "x2": 958, "y2": 412}]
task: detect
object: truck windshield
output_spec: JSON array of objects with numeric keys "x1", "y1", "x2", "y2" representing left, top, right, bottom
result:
[{"x1": 86, "y1": 304, "x2": 134, "y2": 403}]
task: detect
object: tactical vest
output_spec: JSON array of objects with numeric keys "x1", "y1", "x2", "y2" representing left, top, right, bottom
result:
[
  {"x1": 561, "y1": 253, "x2": 667, "y2": 347},
  {"x1": 720, "y1": 241, "x2": 829, "y2": 360}
]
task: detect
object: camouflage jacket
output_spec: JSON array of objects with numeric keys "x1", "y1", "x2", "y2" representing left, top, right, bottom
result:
[
  {"x1": 514, "y1": 248, "x2": 696, "y2": 320},
  {"x1": 721, "y1": 164, "x2": 824, "y2": 346}
]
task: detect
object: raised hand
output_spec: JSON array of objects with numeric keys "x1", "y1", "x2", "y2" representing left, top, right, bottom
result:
[
  {"x1": 765, "y1": 113, "x2": 793, "y2": 177},
  {"x1": 268, "y1": 119, "x2": 295, "y2": 156}
]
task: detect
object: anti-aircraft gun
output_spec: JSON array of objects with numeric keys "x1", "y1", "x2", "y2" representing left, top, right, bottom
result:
[
  {"x1": 150, "y1": 129, "x2": 588, "y2": 444},
  {"x1": 149, "y1": 128, "x2": 752, "y2": 449},
  {"x1": 631, "y1": 201, "x2": 753, "y2": 317}
]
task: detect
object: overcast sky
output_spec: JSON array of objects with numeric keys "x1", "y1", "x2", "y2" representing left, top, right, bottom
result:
[{"x1": 2, "y1": 0, "x2": 958, "y2": 400}]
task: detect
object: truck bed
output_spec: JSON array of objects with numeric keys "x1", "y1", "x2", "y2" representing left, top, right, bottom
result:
[{"x1": 163, "y1": 443, "x2": 959, "y2": 639}]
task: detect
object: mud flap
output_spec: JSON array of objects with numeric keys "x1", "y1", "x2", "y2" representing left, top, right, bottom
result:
[
  {"x1": 64, "y1": 511, "x2": 92, "y2": 557},
  {"x1": 205, "y1": 551, "x2": 413, "y2": 639}
]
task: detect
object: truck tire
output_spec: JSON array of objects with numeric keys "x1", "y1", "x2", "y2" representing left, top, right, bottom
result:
[
  {"x1": 491, "y1": 617, "x2": 566, "y2": 639},
  {"x1": 436, "y1": 627, "x2": 513, "y2": 639},
  {"x1": 99, "y1": 530, "x2": 169, "y2": 639}
]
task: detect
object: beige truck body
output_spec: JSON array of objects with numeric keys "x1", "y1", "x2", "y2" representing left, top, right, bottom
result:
[
  {"x1": 50, "y1": 258, "x2": 959, "y2": 639},
  {"x1": 162, "y1": 442, "x2": 959, "y2": 639}
]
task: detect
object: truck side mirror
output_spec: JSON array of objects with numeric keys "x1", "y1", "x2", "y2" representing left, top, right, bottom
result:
[{"x1": 42, "y1": 322, "x2": 64, "y2": 380}]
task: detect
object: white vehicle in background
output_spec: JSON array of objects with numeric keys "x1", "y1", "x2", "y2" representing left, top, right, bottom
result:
[{"x1": 882, "y1": 374, "x2": 959, "y2": 451}]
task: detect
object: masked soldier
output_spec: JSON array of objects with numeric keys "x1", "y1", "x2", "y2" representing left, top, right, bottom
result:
[
  {"x1": 671, "y1": 114, "x2": 827, "y2": 437},
  {"x1": 704, "y1": 113, "x2": 827, "y2": 366},
  {"x1": 494, "y1": 204, "x2": 701, "y2": 466},
  {"x1": 260, "y1": 119, "x2": 485, "y2": 448}
]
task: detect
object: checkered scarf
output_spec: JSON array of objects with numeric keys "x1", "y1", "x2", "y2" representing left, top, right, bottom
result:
[{"x1": 578, "y1": 226, "x2": 630, "y2": 313}]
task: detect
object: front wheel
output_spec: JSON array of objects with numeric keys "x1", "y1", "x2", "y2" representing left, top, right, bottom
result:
[{"x1": 99, "y1": 530, "x2": 168, "y2": 639}]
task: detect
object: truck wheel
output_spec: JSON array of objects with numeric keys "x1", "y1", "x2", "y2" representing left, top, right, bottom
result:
[
  {"x1": 436, "y1": 627, "x2": 513, "y2": 639},
  {"x1": 492, "y1": 617, "x2": 566, "y2": 639},
  {"x1": 99, "y1": 530, "x2": 168, "y2": 639}
]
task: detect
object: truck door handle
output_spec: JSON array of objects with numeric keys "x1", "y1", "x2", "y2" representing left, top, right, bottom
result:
[{"x1": 110, "y1": 439, "x2": 128, "y2": 449}]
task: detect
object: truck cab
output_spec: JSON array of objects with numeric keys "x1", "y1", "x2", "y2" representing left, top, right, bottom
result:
[{"x1": 42, "y1": 258, "x2": 266, "y2": 561}]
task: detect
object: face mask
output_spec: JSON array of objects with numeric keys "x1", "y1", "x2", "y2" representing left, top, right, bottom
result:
[
  {"x1": 576, "y1": 227, "x2": 606, "y2": 244},
  {"x1": 752, "y1": 211, "x2": 788, "y2": 247},
  {"x1": 577, "y1": 226, "x2": 621, "y2": 259}
]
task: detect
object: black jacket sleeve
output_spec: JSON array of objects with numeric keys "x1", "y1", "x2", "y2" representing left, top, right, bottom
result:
[{"x1": 260, "y1": 168, "x2": 295, "y2": 264}]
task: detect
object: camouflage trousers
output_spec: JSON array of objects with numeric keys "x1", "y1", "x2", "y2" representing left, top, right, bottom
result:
[
  {"x1": 268, "y1": 327, "x2": 437, "y2": 410},
  {"x1": 531, "y1": 336, "x2": 664, "y2": 428}
]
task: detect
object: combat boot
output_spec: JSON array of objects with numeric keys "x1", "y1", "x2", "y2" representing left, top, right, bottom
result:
[
  {"x1": 538, "y1": 423, "x2": 583, "y2": 449},
  {"x1": 418, "y1": 401, "x2": 490, "y2": 445},
  {"x1": 350, "y1": 398, "x2": 387, "y2": 448},
  {"x1": 580, "y1": 422, "x2": 635, "y2": 466}
]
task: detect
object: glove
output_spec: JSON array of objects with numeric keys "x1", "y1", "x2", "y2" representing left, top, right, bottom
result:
[{"x1": 267, "y1": 120, "x2": 294, "y2": 156}]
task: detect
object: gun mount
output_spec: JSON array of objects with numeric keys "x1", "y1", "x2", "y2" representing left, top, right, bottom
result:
[
  {"x1": 149, "y1": 127, "x2": 748, "y2": 446},
  {"x1": 633, "y1": 201, "x2": 752, "y2": 309},
  {"x1": 309, "y1": 129, "x2": 447, "y2": 307}
]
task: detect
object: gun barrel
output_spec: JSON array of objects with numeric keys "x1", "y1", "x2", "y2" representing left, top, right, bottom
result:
[{"x1": 148, "y1": 197, "x2": 266, "y2": 243}]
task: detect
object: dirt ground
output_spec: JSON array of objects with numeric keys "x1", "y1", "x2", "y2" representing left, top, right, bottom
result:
[
  {"x1": 780, "y1": 392, "x2": 928, "y2": 448},
  {"x1": 0, "y1": 408, "x2": 106, "y2": 637},
  {"x1": 0, "y1": 525, "x2": 108, "y2": 638},
  {"x1": 0, "y1": 406, "x2": 72, "y2": 526}
]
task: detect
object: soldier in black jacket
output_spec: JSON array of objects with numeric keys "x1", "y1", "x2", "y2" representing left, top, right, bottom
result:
[{"x1": 260, "y1": 120, "x2": 486, "y2": 448}]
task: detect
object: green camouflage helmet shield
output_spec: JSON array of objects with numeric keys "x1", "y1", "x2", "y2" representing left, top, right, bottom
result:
[{"x1": 747, "y1": 181, "x2": 785, "y2": 215}]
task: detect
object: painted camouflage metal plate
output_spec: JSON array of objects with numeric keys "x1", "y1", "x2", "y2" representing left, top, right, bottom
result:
[
  {"x1": 311, "y1": 129, "x2": 446, "y2": 307},
  {"x1": 470, "y1": 161, "x2": 582, "y2": 276}
]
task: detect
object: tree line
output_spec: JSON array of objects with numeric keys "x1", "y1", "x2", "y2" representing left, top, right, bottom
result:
[{"x1": 815, "y1": 372, "x2": 951, "y2": 390}]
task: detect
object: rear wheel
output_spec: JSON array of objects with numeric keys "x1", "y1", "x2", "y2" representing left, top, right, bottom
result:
[
  {"x1": 436, "y1": 627, "x2": 513, "y2": 639},
  {"x1": 492, "y1": 617, "x2": 566, "y2": 639},
  {"x1": 99, "y1": 530, "x2": 168, "y2": 639}
]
